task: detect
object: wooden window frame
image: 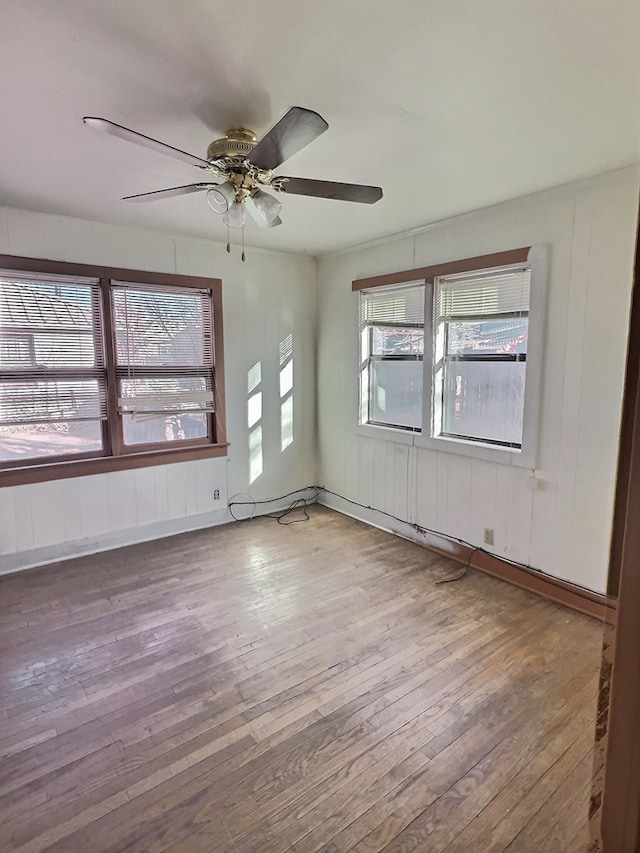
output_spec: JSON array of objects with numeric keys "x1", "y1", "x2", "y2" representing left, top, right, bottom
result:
[
  {"x1": 352, "y1": 247, "x2": 547, "y2": 467},
  {"x1": 0, "y1": 255, "x2": 227, "y2": 486}
]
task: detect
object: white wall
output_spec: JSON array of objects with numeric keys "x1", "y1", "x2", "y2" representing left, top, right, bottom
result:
[
  {"x1": 2, "y1": 167, "x2": 638, "y2": 589},
  {"x1": 316, "y1": 167, "x2": 640, "y2": 594},
  {"x1": 0, "y1": 206, "x2": 317, "y2": 572}
]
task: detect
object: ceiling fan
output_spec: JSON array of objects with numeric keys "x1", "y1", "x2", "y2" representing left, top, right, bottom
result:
[{"x1": 83, "y1": 107, "x2": 383, "y2": 258}]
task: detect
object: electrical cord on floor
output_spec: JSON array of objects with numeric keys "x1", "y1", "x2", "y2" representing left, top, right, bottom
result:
[
  {"x1": 228, "y1": 484, "x2": 600, "y2": 597},
  {"x1": 319, "y1": 487, "x2": 479, "y2": 552},
  {"x1": 228, "y1": 487, "x2": 321, "y2": 524},
  {"x1": 317, "y1": 486, "x2": 599, "y2": 594},
  {"x1": 435, "y1": 546, "x2": 482, "y2": 585},
  {"x1": 265, "y1": 497, "x2": 314, "y2": 525}
]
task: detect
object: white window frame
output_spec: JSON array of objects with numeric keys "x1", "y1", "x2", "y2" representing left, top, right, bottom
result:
[
  {"x1": 358, "y1": 280, "x2": 426, "y2": 435},
  {"x1": 355, "y1": 245, "x2": 548, "y2": 467}
]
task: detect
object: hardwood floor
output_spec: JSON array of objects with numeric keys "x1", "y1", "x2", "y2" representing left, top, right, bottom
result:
[{"x1": 0, "y1": 506, "x2": 602, "y2": 852}]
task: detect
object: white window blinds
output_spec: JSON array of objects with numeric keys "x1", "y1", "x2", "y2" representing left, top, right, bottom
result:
[
  {"x1": 360, "y1": 282, "x2": 425, "y2": 327},
  {"x1": 435, "y1": 268, "x2": 530, "y2": 319},
  {"x1": 112, "y1": 282, "x2": 214, "y2": 418},
  {"x1": 0, "y1": 270, "x2": 106, "y2": 424}
]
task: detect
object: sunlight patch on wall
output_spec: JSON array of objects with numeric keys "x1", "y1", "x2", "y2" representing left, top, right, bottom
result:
[
  {"x1": 279, "y1": 334, "x2": 294, "y2": 452},
  {"x1": 249, "y1": 425, "x2": 263, "y2": 484},
  {"x1": 248, "y1": 392, "x2": 262, "y2": 429},
  {"x1": 247, "y1": 362, "x2": 263, "y2": 484},
  {"x1": 281, "y1": 396, "x2": 293, "y2": 451},
  {"x1": 247, "y1": 361, "x2": 262, "y2": 394}
]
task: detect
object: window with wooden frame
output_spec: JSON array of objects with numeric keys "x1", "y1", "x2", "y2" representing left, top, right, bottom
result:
[
  {"x1": 353, "y1": 246, "x2": 547, "y2": 466},
  {"x1": 0, "y1": 256, "x2": 226, "y2": 485}
]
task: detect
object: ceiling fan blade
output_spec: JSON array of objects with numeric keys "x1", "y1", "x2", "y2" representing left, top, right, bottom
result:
[
  {"x1": 277, "y1": 177, "x2": 383, "y2": 204},
  {"x1": 248, "y1": 107, "x2": 328, "y2": 171},
  {"x1": 122, "y1": 183, "x2": 218, "y2": 202},
  {"x1": 83, "y1": 117, "x2": 211, "y2": 169}
]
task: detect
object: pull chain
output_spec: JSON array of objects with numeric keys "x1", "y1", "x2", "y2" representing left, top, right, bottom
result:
[
  {"x1": 226, "y1": 217, "x2": 231, "y2": 254},
  {"x1": 241, "y1": 217, "x2": 246, "y2": 262}
]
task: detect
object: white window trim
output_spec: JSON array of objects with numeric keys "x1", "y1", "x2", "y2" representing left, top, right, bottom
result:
[
  {"x1": 355, "y1": 279, "x2": 426, "y2": 442},
  {"x1": 357, "y1": 245, "x2": 548, "y2": 468}
]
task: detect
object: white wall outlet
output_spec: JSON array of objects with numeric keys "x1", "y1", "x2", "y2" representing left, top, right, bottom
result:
[
  {"x1": 483, "y1": 528, "x2": 494, "y2": 546},
  {"x1": 213, "y1": 489, "x2": 220, "y2": 501}
]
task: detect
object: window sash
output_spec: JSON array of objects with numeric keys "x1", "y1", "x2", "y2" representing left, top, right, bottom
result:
[
  {"x1": 0, "y1": 273, "x2": 107, "y2": 430},
  {"x1": 110, "y1": 283, "x2": 215, "y2": 431},
  {"x1": 0, "y1": 259, "x2": 222, "y2": 474},
  {"x1": 360, "y1": 283, "x2": 425, "y2": 431},
  {"x1": 433, "y1": 268, "x2": 530, "y2": 448}
]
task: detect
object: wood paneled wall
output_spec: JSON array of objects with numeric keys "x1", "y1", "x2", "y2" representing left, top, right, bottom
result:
[
  {"x1": 0, "y1": 205, "x2": 318, "y2": 572},
  {"x1": 317, "y1": 167, "x2": 640, "y2": 594}
]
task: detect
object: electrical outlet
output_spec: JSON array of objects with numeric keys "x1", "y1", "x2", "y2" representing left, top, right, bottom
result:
[
  {"x1": 213, "y1": 489, "x2": 220, "y2": 501},
  {"x1": 483, "y1": 528, "x2": 494, "y2": 546}
]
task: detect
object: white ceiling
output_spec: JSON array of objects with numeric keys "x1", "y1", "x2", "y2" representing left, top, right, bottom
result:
[{"x1": 1, "y1": 1, "x2": 639, "y2": 255}]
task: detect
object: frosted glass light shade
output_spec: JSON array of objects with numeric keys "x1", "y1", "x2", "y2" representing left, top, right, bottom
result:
[
  {"x1": 249, "y1": 189, "x2": 282, "y2": 225},
  {"x1": 206, "y1": 182, "x2": 236, "y2": 214},
  {"x1": 223, "y1": 201, "x2": 246, "y2": 229}
]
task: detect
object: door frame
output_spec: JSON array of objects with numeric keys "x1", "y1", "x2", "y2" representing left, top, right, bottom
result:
[{"x1": 601, "y1": 197, "x2": 640, "y2": 850}]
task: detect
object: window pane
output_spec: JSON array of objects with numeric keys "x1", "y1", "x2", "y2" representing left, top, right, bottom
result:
[
  {"x1": 447, "y1": 319, "x2": 528, "y2": 356},
  {"x1": 0, "y1": 336, "x2": 33, "y2": 368},
  {"x1": 122, "y1": 412, "x2": 207, "y2": 445},
  {"x1": 0, "y1": 379, "x2": 105, "y2": 423},
  {"x1": 442, "y1": 361, "x2": 526, "y2": 445},
  {"x1": 372, "y1": 327, "x2": 424, "y2": 356},
  {"x1": 119, "y1": 376, "x2": 209, "y2": 445},
  {"x1": 370, "y1": 360, "x2": 423, "y2": 429},
  {"x1": 119, "y1": 375, "x2": 211, "y2": 414},
  {"x1": 0, "y1": 279, "x2": 100, "y2": 367},
  {"x1": 0, "y1": 421, "x2": 103, "y2": 461},
  {"x1": 112, "y1": 287, "x2": 209, "y2": 367}
]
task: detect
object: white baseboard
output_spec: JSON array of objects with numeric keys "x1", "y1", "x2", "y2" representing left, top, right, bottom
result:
[
  {"x1": 1, "y1": 490, "x2": 320, "y2": 577},
  {"x1": 0, "y1": 510, "x2": 229, "y2": 576},
  {"x1": 317, "y1": 491, "x2": 427, "y2": 547}
]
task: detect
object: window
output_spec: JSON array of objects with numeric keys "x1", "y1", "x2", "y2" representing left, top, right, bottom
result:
[
  {"x1": 354, "y1": 247, "x2": 545, "y2": 464},
  {"x1": 0, "y1": 256, "x2": 226, "y2": 484},
  {"x1": 359, "y1": 282, "x2": 425, "y2": 430},
  {"x1": 433, "y1": 266, "x2": 530, "y2": 448},
  {"x1": 112, "y1": 282, "x2": 213, "y2": 447}
]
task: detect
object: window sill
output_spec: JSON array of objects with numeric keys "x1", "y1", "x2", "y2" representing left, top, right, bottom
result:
[
  {"x1": 414, "y1": 433, "x2": 534, "y2": 467},
  {"x1": 355, "y1": 423, "x2": 416, "y2": 445},
  {"x1": 0, "y1": 443, "x2": 229, "y2": 487}
]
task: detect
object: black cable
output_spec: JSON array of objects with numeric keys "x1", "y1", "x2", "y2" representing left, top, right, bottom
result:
[
  {"x1": 435, "y1": 546, "x2": 482, "y2": 584},
  {"x1": 320, "y1": 486, "x2": 475, "y2": 550},
  {"x1": 227, "y1": 484, "x2": 602, "y2": 599},
  {"x1": 228, "y1": 487, "x2": 321, "y2": 524},
  {"x1": 229, "y1": 486, "x2": 320, "y2": 508},
  {"x1": 317, "y1": 486, "x2": 602, "y2": 596},
  {"x1": 265, "y1": 498, "x2": 314, "y2": 525}
]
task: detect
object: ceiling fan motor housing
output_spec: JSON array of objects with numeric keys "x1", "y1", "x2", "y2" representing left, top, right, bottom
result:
[{"x1": 206, "y1": 128, "x2": 257, "y2": 162}]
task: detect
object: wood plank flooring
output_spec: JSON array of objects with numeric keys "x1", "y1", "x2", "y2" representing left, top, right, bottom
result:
[{"x1": 0, "y1": 506, "x2": 602, "y2": 851}]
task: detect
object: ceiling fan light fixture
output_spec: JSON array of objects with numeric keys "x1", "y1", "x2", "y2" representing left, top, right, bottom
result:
[
  {"x1": 206, "y1": 181, "x2": 236, "y2": 214},
  {"x1": 223, "y1": 201, "x2": 246, "y2": 229},
  {"x1": 248, "y1": 188, "x2": 283, "y2": 225},
  {"x1": 84, "y1": 108, "x2": 382, "y2": 252}
]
